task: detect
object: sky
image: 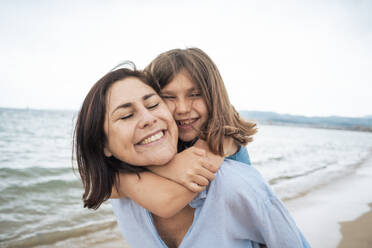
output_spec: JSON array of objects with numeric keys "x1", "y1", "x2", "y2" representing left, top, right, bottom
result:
[{"x1": 1, "y1": 0, "x2": 371, "y2": 117}]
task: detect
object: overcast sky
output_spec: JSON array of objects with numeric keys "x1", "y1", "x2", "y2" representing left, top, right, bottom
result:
[{"x1": 1, "y1": 0, "x2": 371, "y2": 117}]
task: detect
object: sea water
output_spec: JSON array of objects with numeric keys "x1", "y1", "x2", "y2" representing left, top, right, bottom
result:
[{"x1": 1, "y1": 108, "x2": 372, "y2": 247}]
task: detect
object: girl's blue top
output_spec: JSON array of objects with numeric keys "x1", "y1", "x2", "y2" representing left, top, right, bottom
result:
[
  {"x1": 227, "y1": 145, "x2": 251, "y2": 165},
  {"x1": 111, "y1": 147, "x2": 311, "y2": 247}
]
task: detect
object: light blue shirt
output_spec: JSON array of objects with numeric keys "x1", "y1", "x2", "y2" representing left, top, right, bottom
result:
[{"x1": 111, "y1": 159, "x2": 310, "y2": 247}]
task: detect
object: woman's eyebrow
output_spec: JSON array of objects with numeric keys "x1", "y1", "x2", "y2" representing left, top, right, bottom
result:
[
  {"x1": 112, "y1": 93, "x2": 156, "y2": 115},
  {"x1": 143, "y1": 93, "x2": 156, "y2": 100},
  {"x1": 112, "y1": 102, "x2": 132, "y2": 115}
]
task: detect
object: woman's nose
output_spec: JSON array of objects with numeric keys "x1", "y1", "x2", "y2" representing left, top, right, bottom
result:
[{"x1": 138, "y1": 109, "x2": 157, "y2": 128}]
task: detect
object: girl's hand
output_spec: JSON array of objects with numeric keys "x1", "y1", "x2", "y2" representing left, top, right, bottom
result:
[
  {"x1": 194, "y1": 139, "x2": 224, "y2": 167},
  {"x1": 147, "y1": 146, "x2": 222, "y2": 193}
]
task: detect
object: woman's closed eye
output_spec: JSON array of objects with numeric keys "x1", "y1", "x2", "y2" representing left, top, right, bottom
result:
[
  {"x1": 161, "y1": 95, "x2": 176, "y2": 100},
  {"x1": 118, "y1": 102, "x2": 159, "y2": 121},
  {"x1": 120, "y1": 113, "x2": 133, "y2": 120},
  {"x1": 147, "y1": 103, "x2": 159, "y2": 109}
]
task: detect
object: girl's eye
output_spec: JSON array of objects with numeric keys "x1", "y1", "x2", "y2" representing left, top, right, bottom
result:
[
  {"x1": 190, "y1": 92, "x2": 201, "y2": 97},
  {"x1": 120, "y1": 114, "x2": 133, "y2": 120},
  {"x1": 147, "y1": 103, "x2": 159, "y2": 109}
]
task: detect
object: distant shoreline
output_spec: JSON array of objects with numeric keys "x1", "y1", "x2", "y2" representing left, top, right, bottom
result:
[
  {"x1": 1, "y1": 107, "x2": 371, "y2": 132},
  {"x1": 255, "y1": 120, "x2": 372, "y2": 133},
  {"x1": 240, "y1": 110, "x2": 372, "y2": 133}
]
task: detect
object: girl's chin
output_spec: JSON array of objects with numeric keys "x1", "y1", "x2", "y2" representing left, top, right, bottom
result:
[{"x1": 179, "y1": 133, "x2": 198, "y2": 142}]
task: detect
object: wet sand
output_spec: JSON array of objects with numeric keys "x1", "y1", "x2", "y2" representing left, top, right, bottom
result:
[
  {"x1": 35, "y1": 225, "x2": 128, "y2": 248},
  {"x1": 286, "y1": 157, "x2": 372, "y2": 248},
  {"x1": 338, "y1": 202, "x2": 372, "y2": 248}
]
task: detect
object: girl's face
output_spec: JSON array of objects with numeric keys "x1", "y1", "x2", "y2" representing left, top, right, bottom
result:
[
  {"x1": 160, "y1": 71, "x2": 208, "y2": 142},
  {"x1": 103, "y1": 77, "x2": 178, "y2": 166}
]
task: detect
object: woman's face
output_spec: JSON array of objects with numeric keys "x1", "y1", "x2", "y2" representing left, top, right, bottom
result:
[
  {"x1": 160, "y1": 71, "x2": 208, "y2": 142},
  {"x1": 103, "y1": 77, "x2": 178, "y2": 166}
]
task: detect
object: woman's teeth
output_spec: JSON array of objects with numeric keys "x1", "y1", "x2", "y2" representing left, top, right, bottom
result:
[{"x1": 139, "y1": 131, "x2": 164, "y2": 145}]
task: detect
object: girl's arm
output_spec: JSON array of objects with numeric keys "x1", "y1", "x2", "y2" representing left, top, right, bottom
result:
[
  {"x1": 147, "y1": 145, "x2": 222, "y2": 192},
  {"x1": 111, "y1": 146, "x2": 222, "y2": 218},
  {"x1": 111, "y1": 170, "x2": 198, "y2": 218}
]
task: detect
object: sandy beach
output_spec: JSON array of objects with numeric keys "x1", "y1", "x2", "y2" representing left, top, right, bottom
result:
[
  {"x1": 287, "y1": 155, "x2": 372, "y2": 248},
  {"x1": 338, "y1": 202, "x2": 372, "y2": 248}
]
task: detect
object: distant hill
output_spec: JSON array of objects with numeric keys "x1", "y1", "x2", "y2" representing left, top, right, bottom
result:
[{"x1": 239, "y1": 111, "x2": 372, "y2": 132}]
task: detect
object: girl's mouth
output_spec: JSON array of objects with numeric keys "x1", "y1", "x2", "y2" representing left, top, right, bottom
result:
[{"x1": 176, "y1": 118, "x2": 199, "y2": 129}]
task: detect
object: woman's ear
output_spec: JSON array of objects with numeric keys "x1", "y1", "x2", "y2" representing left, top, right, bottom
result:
[{"x1": 103, "y1": 145, "x2": 113, "y2": 157}]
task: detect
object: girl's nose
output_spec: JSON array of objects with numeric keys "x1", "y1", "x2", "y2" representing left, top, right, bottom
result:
[{"x1": 175, "y1": 98, "x2": 191, "y2": 115}]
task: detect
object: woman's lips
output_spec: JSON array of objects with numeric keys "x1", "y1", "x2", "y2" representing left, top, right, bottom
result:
[{"x1": 137, "y1": 130, "x2": 166, "y2": 145}]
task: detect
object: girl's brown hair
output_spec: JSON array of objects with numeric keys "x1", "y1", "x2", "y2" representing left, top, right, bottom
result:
[
  {"x1": 73, "y1": 65, "x2": 155, "y2": 209},
  {"x1": 146, "y1": 48, "x2": 257, "y2": 156}
]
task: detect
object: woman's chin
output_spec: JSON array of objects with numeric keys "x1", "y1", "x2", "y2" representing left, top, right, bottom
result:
[
  {"x1": 150, "y1": 143, "x2": 177, "y2": 165},
  {"x1": 148, "y1": 152, "x2": 175, "y2": 166},
  {"x1": 133, "y1": 147, "x2": 177, "y2": 166}
]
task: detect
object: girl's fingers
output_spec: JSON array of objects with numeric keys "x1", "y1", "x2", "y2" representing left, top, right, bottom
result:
[
  {"x1": 201, "y1": 159, "x2": 219, "y2": 173},
  {"x1": 197, "y1": 166, "x2": 215, "y2": 181},
  {"x1": 187, "y1": 182, "x2": 205, "y2": 193},
  {"x1": 206, "y1": 152, "x2": 224, "y2": 168},
  {"x1": 191, "y1": 174, "x2": 209, "y2": 187},
  {"x1": 191, "y1": 147, "x2": 206, "y2": 157}
]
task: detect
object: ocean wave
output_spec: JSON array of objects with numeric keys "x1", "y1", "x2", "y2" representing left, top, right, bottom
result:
[
  {"x1": 269, "y1": 156, "x2": 285, "y2": 161},
  {"x1": 1, "y1": 220, "x2": 117, "y2": 248},
  {"x1": 268, "y1": 165, "x2": 327, "y2": 185},
  {"x1": 1, "y1": 178, "x2": 82, "y2": 196},
  {"x1": 0, "y1": 166, "x2": 73, "y2": 178},
  {"x1": 274, "y1": 150, "x2": 372, "y2": 201}
]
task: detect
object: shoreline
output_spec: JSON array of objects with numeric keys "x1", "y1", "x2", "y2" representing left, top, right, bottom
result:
[{"x1": 286, "y1": 156, "x2": 372, "y2": 248}]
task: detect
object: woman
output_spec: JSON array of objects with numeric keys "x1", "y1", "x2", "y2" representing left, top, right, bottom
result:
[{"x1": 74, "y1": 66, "x2": 310, "y2": 247}]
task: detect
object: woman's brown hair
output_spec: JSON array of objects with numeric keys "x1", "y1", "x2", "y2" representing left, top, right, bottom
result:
[
  {"x1": 73, "y1": 64, "x2": 155, "y2": 209},
  {"x1": 146, "y1": 48, "x2": 257, "y2": 156}
]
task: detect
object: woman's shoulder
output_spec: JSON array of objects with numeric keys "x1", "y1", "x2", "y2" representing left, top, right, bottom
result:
[{"x1": 212, "y1": 159, "x2": 274, "y2": 203}]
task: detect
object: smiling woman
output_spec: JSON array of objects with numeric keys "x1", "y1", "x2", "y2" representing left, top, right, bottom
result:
[
  {"x1": 103, "y1": 76, "x2": 178, "y2": 166},
  {"x1": 74, "y1": 66, "x2": 181, "y2": 210}
]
